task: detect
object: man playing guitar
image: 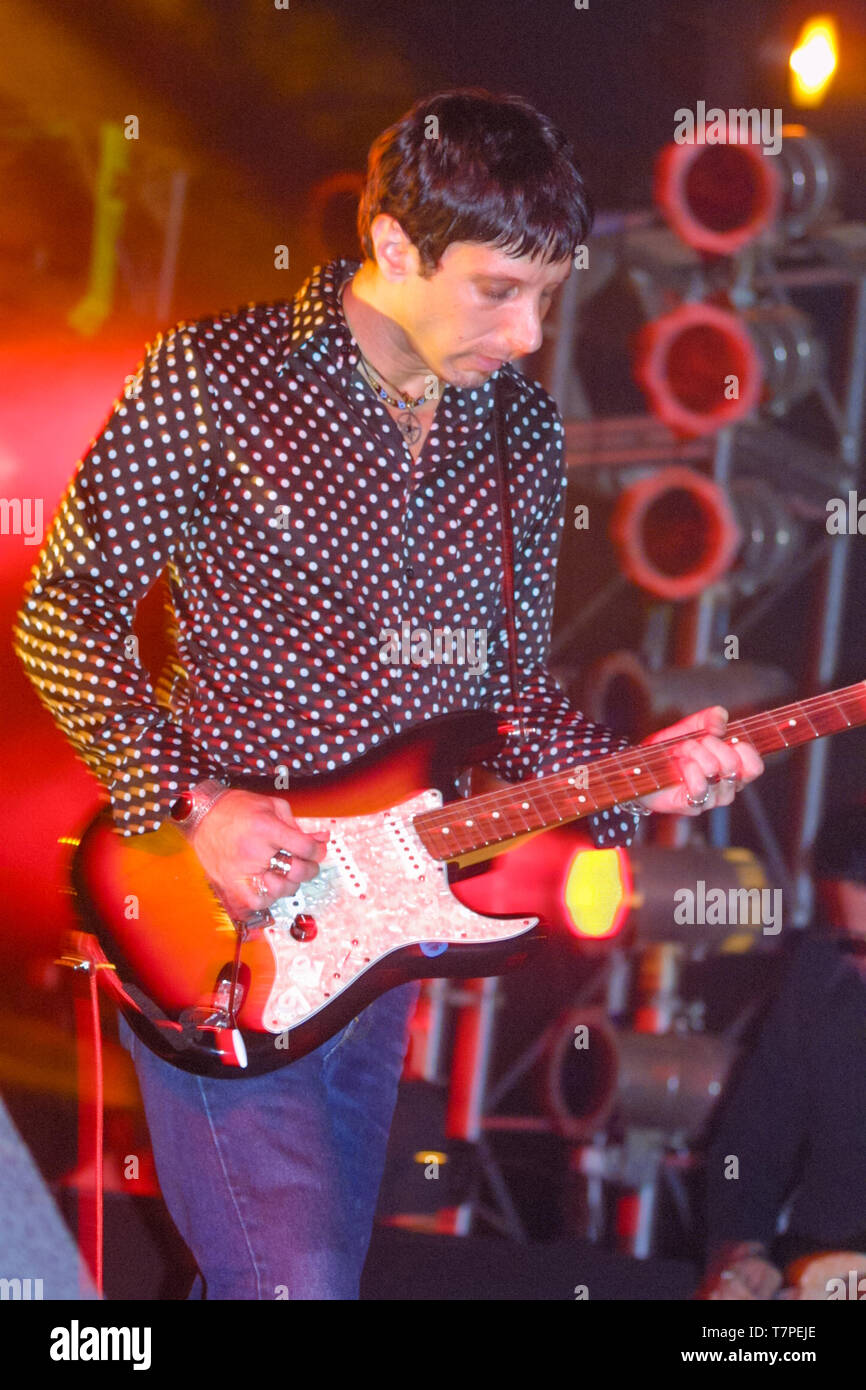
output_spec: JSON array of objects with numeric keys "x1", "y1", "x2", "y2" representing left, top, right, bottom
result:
[{"x1": 14, "y1": 88, "x2": 762, "y2": 1299}]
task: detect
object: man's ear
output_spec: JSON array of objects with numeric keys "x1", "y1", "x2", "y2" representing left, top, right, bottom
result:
[{"x1": 368, "y1": 215, "x2": 417, "y2": 283}]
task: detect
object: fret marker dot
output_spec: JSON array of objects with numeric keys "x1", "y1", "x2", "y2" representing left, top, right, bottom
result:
[
  {"x1": 492, "y1": 811, "x2": 500, "y2": 818},
  {"x1": 441, "y1": 827, "x2": 450, "y2": 834},
  {"x1": 633, "y1": 767, "x2": 641, "y2": 775},
  {"x1": 465, "y1": 819, "x2": 473, "y2": 826},
  {"x1": 578, "y1": 794, "x2": 586, "y2": 802},
  {"x1": 521, "y1": 802, "x2": 529, "y2": 810},
  {"x1": 788, "y1": 719, "x2": 796, "y2": 726}
]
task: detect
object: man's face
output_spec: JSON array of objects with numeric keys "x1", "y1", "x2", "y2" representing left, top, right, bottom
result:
[{"x1": 397, "y1": 240, "x2": 573, "y2": 388}]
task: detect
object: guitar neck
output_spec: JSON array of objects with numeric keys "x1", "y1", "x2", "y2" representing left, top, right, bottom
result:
[{"x1": 414, "y1": 680, "x2": 866, "y2": 866}]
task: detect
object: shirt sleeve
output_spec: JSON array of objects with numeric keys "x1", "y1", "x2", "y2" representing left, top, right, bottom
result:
[
  {"x1": 12, "y1": 323, "x2": 229, "y2": 836},
  {"x1": 477, "y1": 406, "x2": 640, "y2": 850}
]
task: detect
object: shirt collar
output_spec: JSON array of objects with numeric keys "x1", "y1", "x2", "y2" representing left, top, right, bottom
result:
[
  {"x1": 277, "y1": 257, "x2": 361, "y2": 371},
  {"x1": 274, "y1": 255, "x2": 511, "y2": 424}
]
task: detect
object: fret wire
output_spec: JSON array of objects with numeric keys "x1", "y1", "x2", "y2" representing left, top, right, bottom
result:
[
  {"x1": 849, "y1": 687, "x2": 866, "y2": 721},
  {"x1": 771, "y1": 716, "x2": 794, "y2": 748},
  {"x1": 541, "y1": 786, "x2": 566, "y2": 817},
  {"x1": 792, "y1": 701, "x2": 820, "y2": 738},
  {"x1": 480, "y1": 807, "x2": 523, "y2": 841},
  {"x1": 827, "y1": 692, "x2": 853, "y2": 728},
  {"x1": 454, "y1": 809, "x2": 488, "y2": 847},
  {"x1": 492, "y1": 806, "x2": 517, "y2": 834},
  {"x1": 548, "y1": 773, "x2": 598, "y2": 819},
  {"x1": 414, "y1": 682, "x2": 866, "y2": 839},
  {"x1": 565, "y1": 773, "x2": 599, "y2": 816},
  {"x1": 615, "y1": 748, "x2": 676, "y2": 798},
  {"x1": 729, "y1": 731, "x2": 762, "y2": 756},
  {"x1": 794, "y1": 707, "x2": 818, "y2": 739},
  {"x1": 560, "y1": 786, "x2": 597, "y2": 817},
  {"x1": 535, "y1": 785, "x2": 567, "y2": 825},
  {"x1": 801, "y1": 695, "x2": 856, "y2": 735},
  {"x1": 474, "y1": 810, "x2": 502, "y2": 843},
  {"x1": 543, "y1": 789, "x2": 602, "y2": 824},
  {"x1": 586, "y1": 762, "x2": 630, "y2": 807},
  {"x1": 467, "y1": 809, "x2": 505, "y2": 844},
  {"x1": 559, "y1": 788, "x2": 591, "y2": 821},
  {"x1": 442, "y1": 817, "x2": 472, "y2": 853},
  {"x1": 626, "y1": 753, "x2": 665, "y2": 794},
  {"x1": 641, "y1": 751, "x2": 681, "y2": 793},
  {"x1": 772, "y1": 707, "x2": 814, "y2": 743},
  {"x1": 725, "y1": 724, "x2": 764, "y2": 756},
  {"x1": 501, "y1": 800, "x2": 535, "y2": 834},
  {"x1": 611, "y1": 750, "x2": 659, "y2": 799},
  {"x1": 611, "y1": 757, "x2": 640, "y2": 799}
]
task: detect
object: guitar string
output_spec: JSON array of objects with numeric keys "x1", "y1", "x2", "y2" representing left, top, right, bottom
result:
[
  {"x1": 420, "y1": 688, "x2": 866, "y2": 818},
  {"x1": 286, "y1": 685, "x2": 866, "y2": 870},
  {"x1": 411, "y1": 685, "x2": 866, "y2": 838},
  {"x1": 243, "y1": 687, "x2": 864, "y2": 996},
  {"x1": 422, "y1": 683, "x2": 866, "y2": 818}
]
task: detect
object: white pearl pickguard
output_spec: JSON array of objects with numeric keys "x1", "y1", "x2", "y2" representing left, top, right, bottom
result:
[{"x1": 260, "y1": 788, "x2": 538, "y2": 1033}]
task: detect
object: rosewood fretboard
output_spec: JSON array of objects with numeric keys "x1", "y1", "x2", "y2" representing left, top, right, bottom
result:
[{"x1": 413, "y1": 681, "x2": 866, "y2": 867}]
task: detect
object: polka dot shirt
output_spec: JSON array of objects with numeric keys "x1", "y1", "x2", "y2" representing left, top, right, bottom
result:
[{"x1": 14, "y1": 257, "x2": 639, "y2": 848}]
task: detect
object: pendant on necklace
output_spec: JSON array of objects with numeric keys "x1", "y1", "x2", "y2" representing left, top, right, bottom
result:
[{"x1": 397, "y1": 410, "x2": 422, "y2": 445}]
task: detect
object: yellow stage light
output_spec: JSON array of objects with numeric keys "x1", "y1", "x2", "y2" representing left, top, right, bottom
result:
[
  {"x1": 562, "y1": 848, "x2": 632, "y2": 940},
  {"x1": 789, "y1": 16, "x2": 838, "y2": 107}
]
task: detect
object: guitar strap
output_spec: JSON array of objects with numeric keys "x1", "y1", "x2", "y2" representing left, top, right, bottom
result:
[{"x1": 491, "y1": 375, "x2": 524, "y2": 737}]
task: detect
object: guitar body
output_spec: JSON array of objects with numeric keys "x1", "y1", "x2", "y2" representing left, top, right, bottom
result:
[
  {"x1": 70, "y1": 678, "x2": 866, "y2": 1078},
  {"x1": 70, "y1": 711, "x2": 547, "y2": 1078}
]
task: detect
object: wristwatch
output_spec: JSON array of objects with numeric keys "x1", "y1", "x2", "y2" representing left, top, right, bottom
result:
[{"x1": 169, "y1": 778, "x2": 232, "y2": 837}]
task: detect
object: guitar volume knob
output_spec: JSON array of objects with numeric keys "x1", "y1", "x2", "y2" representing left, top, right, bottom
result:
[{"x1": 290, "y1": 913, "x2": 317, "y2": 942}]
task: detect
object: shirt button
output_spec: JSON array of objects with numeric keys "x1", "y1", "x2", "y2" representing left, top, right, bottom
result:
[{"x1": 403, "y1": 565, "x2": 414, "y2": 580}]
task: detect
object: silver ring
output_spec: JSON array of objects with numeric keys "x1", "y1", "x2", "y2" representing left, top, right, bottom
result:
[
  {"x1": 685, "y1": 786, "x2": 711, "y2": 808},
  {"x1": 722, "y1": 773, "x2": 739, "y2": 784},
  {"x1": 251, "y1": 873, "x2": 267, "y2": 897},
  {"x1": 269, "y1": 849, "x2": 294, "y2": 876}
]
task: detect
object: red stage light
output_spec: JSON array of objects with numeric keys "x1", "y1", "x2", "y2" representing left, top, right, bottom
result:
[
  {"x1": 610, "y1": 465, "x2": 742, "y2": 601},
  {"x1": 633, "y1": 301, "x2": 764, "y2": 437},
  {"x1": 654, "y1": 138, "x2": 781, "y2": 256}
]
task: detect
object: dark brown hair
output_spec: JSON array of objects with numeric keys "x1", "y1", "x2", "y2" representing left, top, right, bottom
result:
[{"x1": 357, "y1": 88, "x2": 593, "y2": 275}]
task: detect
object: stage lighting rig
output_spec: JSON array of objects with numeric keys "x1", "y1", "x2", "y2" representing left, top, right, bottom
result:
[
  {"x1": 633, "y1": 300, "x2": 825, "y2": 438},
  {"x1": 654, "y1": 124, "x2": 838, "y2": 254}
]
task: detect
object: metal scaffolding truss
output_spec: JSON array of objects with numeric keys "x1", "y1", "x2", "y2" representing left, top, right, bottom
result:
[
  {"x1": 407, "y1": 214, "x2": 866, "y2": 1249},
  {"x1": 540, "y1": 217, "x2": 866, "y2": 927}
]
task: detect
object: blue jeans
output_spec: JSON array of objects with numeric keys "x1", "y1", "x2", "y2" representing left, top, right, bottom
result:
[{"x1": 117, "y1": 980, "x2": 420, "y2": 1299}]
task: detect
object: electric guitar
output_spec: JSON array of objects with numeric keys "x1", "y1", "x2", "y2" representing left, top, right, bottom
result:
[{"x1": 68, "y1": 682, "x2": 866, "y2": 1078}]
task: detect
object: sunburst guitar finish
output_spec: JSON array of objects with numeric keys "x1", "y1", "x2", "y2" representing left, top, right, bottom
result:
[
  {"x1": 70, "y1": 682, "x2": 866, "y2": 1077},
  {"x1": 70, "y1": 711, "x2": 545, "y2": 1077}
]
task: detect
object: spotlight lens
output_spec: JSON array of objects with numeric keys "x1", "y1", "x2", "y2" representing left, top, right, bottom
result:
[
  {"x1": 563, "y1": 848, "x2": 630, "y2": 939},
  {"x1": 790, "y1": 32, "x2": 837, "y2": 88},
  {"x1": 789, "y1": 18, "x2": 838, "y2": 105}
]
